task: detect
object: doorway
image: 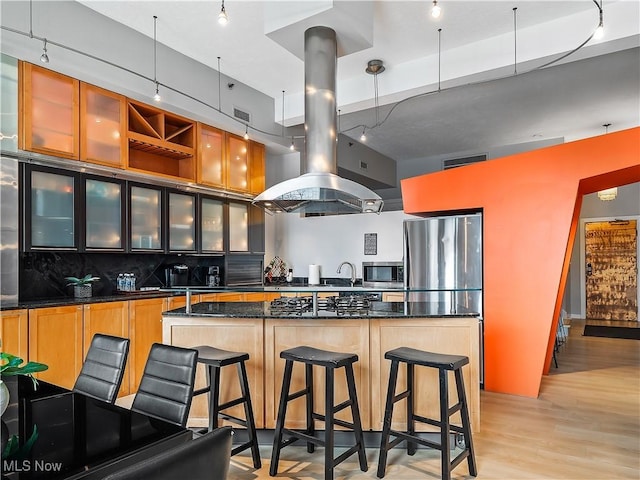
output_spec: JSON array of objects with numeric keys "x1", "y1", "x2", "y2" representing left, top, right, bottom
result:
[{"x1": 584, "y1": 219, "x2": 638, "y2": 321}]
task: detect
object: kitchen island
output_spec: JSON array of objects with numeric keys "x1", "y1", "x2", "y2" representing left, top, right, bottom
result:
[{"x1": 162, "y1": 297, "x2": 481, "y2": 434}]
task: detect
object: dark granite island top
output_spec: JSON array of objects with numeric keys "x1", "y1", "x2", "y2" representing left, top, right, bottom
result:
[{"x1": 163, "y1": 301, "x2": 479, "y2": 319}]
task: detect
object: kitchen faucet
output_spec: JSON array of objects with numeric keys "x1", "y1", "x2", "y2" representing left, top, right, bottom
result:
[{"x1": 337, "y1": 261, "x2": 357, "y2": 287}]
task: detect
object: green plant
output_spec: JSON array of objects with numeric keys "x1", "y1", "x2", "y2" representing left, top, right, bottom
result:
[
  {"x1": 1, "y1": 352, "x2": 48, "y2": 388},
  {"x1": 65, "y1": 274, "x2": 100, "y2": 286}
]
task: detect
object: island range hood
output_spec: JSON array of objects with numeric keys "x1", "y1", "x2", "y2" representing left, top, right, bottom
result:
[{"x1": 252, "y1": 26, "x2": 383, "y2": 215}]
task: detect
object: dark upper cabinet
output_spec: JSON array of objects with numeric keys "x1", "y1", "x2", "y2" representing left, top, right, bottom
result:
[
  {"x1": 200, "y1": 195, "x2": 225, "y2": 253},
  {"x1": 21, "y1": 165, "x2": 262, "y2": 255},
  {"x1": 128, "y1": 182, "x2": 165, "y2": 252},
  {"x1": 167, "y1": 190, "x2": 197, "y2": 253},
  {"x1": 82, "y1": 175, "x2": 126, "y2": 251},
  {"x1": 23, "y1": 164, "x2": 80, "y2": 251}
]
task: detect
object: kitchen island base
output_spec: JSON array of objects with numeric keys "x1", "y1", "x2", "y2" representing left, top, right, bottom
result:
[{"x1": 163, "y1": 306, "x2": 480, "y2": 434}]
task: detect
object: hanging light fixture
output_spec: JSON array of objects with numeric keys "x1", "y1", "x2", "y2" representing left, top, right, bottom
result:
[
  {"x1": 594, "y1": 0, "x2": 604, "y2": 39},
  {"x1": 360, "y1": 127, "x2": 367, "y2": 142},
  {"x1": 597, "y1": 123, "x2": 617, "y2": 201},
  {"x1": 289, "y1": 137, "x2": 295, "y2": 151},
  {"x1": 431, "y1": 0, "x2": 442, "y2": 19},
  {"x1": 152, "y1": 15, "x2": 161, "y2": 102},
  {"x1": 218, "y1": 0, "x2": 228, "y2": 26},
  {"x1": 243, "y1": 124, "x2": 249, "y2": 140},
  {"x1": 40, "y1": 38, "x2": 49, "y2": 63}
]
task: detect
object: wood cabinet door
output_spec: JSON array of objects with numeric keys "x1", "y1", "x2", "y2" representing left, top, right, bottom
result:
[
  {"x1": 248, "y1": 140, "x2": 265, "y2": 195},
  {"x1": 0, "y1": 310, "x2": 28, "y2": 361},
  {"x1": 83, "y1": 301, "x2": 130, "y2": 396},
  {"x1": 264, "y1": 318, "x2": 371, "y2": 430},
  {"x1": 197, "y1": 123, "x2": 225, "y2": 188},
  {"x1": 28, "y1": 306, "x2": 83, "y2": 389},
  {"x1": 80, "y1": 83, "x2": 127, "y2": 168},
  {"x1": 129, "y1": 298, "x2": 165, "y2": 393},
  {"x1": 20, "y1": 62, "x2": 79, "y2": 159},
  {"x1": 164, "y1": 316, "x2": 265, "y2": 428},
  {"x1": 225, "y1": 133, "x2": 249, "y2": 193}
]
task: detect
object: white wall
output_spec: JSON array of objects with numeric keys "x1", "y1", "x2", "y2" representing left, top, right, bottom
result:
[{"x1": 265, "y1": 210, "x2": 418, "y2": 280}]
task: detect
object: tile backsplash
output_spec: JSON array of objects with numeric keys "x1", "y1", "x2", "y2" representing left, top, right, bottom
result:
[{"x1": 20, "y1": 252, "x2": 224, "y2": 301}]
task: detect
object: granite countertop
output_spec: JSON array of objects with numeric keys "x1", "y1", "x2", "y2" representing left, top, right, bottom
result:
[
  {"x1": 163, "y1": 301, "x2": 479, "y2": 319},
  {"x1": 0, "y1": 291, "x2": 181, "y2": 311}
]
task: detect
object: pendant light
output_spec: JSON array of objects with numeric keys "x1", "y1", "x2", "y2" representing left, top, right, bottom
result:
[
  {"x1": 431, "y1": 0, "x2": 442, "y2": 19},
  {"x1": 218, "y1": 0, "x2": 228, "y2": 26},
  {"x1": 243, "y1": 124, "x2": 249, "y2": 140},
  {"x1": 594, "y1": 0, "x2": 604, "y2": 39},
  {"x1": 152, "y1": 15, "x2": 161, "y2": 102},
  {"x1": 597, "y1": 123, "x2": 617, "y2": 201},
  {"x1": 40, "y1": 38, "x2": 49, "y2": 63}
]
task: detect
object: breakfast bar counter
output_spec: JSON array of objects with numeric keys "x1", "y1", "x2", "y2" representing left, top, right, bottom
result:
[{"x1": 162, "y1": 299, "x2": 481, "y2": 434}]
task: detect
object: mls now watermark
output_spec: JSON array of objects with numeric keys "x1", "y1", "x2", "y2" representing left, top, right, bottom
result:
[{"x1": 3, "y1": 459, "x2": 63, "y2": 473}]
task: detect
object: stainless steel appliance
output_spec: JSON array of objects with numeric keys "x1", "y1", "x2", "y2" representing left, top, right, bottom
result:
[
  {"x1": 206, "y1": 266, "x2": 221, "y2": 287},
  {"x1": 269, "y1": 294, "x2": 377, "y2": 317},
  {"x1": 404, "y1": 214, "x2": 483, "y2": 315},
  {"x1": 0, "y1": 157, "x2": 19, "y2": 306},
  {"x1": 362, "y1": 261, "x2": 403, "y2": 288},
  {"x1": 165, "y1": 264, "x2": 189, "y2": 287}
]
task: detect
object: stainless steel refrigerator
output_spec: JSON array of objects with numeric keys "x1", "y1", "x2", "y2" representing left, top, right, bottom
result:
[{"x1": 404, "y1": 213, "x2": 483, "y2": 316}]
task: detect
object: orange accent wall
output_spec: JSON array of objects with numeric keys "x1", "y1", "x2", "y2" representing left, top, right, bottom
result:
[{"x1": 401, "y1": 127, "x2": 640, "y2": 397}]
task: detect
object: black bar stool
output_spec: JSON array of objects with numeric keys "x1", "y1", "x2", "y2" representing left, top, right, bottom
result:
[
  {"x1": 192, "y1": 345, "x2": 261, "y2": 469},
  {"x1": 270, "y1": 346, "x2": 368, "y2": 480},
  {"x1": 377, "y1": 347, "x2": 477, "y2": 480}
]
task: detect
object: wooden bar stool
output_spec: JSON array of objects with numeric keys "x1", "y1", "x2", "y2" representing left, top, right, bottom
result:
[
  {"x1": 269, "y1": 346, "x2": 368, "y2": 480},
  {"x1": 377, "y1": 347, "x2": 477, "y2": 480},
  {"x1": 192, "y1": 345, "x2": 261, "y2": 469}
]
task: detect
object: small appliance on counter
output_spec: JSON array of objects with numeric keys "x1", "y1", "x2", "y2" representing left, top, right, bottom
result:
[
  {"x1": 165, "y1": 264, "x2": 189, "y2": 287},
  {"x1": 206, "y1": 266, "x2": 221, "y2": 287}
]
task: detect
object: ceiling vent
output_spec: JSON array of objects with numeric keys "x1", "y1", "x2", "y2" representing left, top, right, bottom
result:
[
  {"x1": 233, "y1": 107, "x2": 251, "y2": 124},
  {"x1": 443, "y1": 154, "x2": 487, "y2": 170}
]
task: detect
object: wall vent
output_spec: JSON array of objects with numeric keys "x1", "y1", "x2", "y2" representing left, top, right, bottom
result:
[
  {"x1": 233, "y1": 107, "x2": 251, "y2": 123},
  {"x1": 443, "y1": 154, "x2": 487, "y2": 170},
  {"x1": 360, "y1": 161, "x2": 368, "y2": 170}
]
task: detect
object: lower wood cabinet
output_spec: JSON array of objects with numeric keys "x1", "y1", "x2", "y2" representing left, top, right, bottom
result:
[
  {"x1": 264, "y1": 318, "x2": 371, "y2": 430},
  {"x1": 0, "y1": 310, "x2": 29, "y2": 361},
  {"x1": 163, "y1": 314, "x2": 481, "y2": 434},
  {"x1": 163, "y1": 316, "x2": 265, "y2": 428},
  {"x1": 83, "y1": 301, "x2": 130, "y2": 396},
  {"x1": 28, "y1": 305, "x2": 84, "y2": 390},
  {"x1": 369, "y1": 317, "x2": 480, "y2": 432},
  {"x1": 129, "y1": 298, "x2": 165, "y2": 394}
]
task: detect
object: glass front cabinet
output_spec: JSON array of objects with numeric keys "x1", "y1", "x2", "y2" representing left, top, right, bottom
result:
[
  {"x1": 129, "y1": 184, "x2": 163, "y2": 251},
  {"x1": 84, "y1": 176, "x2": 125, "y2": 251},
  {"x1": 168, "y1": 191, "x2": 196, "y2": 252},
  {"x1": 200, "y1": 196, "x2": 224, "y2": 252},
  {"x1": 24, "y1": 165, "x2": 79, "y2": 250}
]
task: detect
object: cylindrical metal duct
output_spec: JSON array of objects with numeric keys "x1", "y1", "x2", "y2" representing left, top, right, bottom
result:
[{"x1": 304, "y1": 26, "x2": 337, "y2": 174}]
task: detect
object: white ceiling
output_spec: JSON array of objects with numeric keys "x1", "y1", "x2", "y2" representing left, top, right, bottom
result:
[{"x1": 78, "y1": 0, "x2": 640, "y2": 162}]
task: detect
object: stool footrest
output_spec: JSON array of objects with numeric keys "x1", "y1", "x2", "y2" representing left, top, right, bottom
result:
[
  {"x1": 334, "y1": 398, "x2": 353, "y2": 414},
  {"x1": 448, "y1": 401, "x2": 462, "y2": 417},
  {"x1": 393, "y1": 390, "x2": 410, "y2": 403},
  {"x1": 333, "y1": 444, "x2": 362, "y2": 467},
  {"x1": 282, "y1": 428, "x2": 324, "y2": 447},
  {"x1": 287, "y1": 387, "x2": 310, "y2": 402},
  {"x1": 388, "y1": 430, "x2": 442, "y2": 451},
  {"x1": 219, "y1": 412, "x2": 247, "y2": 427},
  {"x1": 451, "y1": 448, "x2": 470, "y2": 470},
  {"x1": 218, "y1": 396, "x2": 247, "y2": 411},
  {"x1": 231, "y1": 441, "x2": 254, "y2": 456},
  {"x1": 311, "y1": 412, "x2": 356, "y2": 431},
  {"x1": 193, "y1": 386, "x2": 210, "y2": 396}
]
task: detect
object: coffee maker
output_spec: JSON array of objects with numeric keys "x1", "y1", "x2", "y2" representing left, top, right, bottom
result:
[
  {"x1": 165, "y1": 264, "x2": 189, "y2": 287},
  {"x1": 206, "y1": 266, "x2": 221, "y2": 287}
]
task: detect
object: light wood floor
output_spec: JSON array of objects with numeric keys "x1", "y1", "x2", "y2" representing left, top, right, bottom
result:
[{"x1": 228, "y1": 319, "x2": 640, "y2": 479}]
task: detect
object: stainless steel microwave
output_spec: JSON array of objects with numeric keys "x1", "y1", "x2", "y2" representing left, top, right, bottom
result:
[{"x1": 362, "y1": 262, "x2": 404, "y2": 288}]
